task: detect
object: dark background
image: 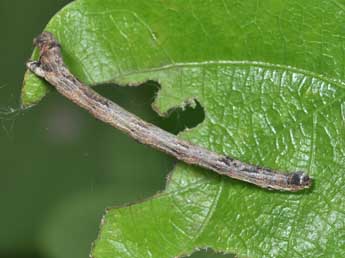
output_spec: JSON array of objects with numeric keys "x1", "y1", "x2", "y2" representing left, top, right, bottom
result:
[{"x1": 0, "y1": 1, "x2": 230, "y2": 258}]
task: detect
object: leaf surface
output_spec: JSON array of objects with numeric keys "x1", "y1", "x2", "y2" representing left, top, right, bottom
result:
[{"x1": 22, "y1": 0, "x2": 345, "y2": 257}]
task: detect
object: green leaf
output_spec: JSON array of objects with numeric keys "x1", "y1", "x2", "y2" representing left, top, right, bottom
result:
[{"x1": 22, "y1": 0, "x2": 345, "y2": 257}]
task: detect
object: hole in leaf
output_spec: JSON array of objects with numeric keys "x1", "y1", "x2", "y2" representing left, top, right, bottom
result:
[
  {"x1": 95, "y1": 80, "x2": 205, "y2": 134},
  {"x1": 89, "y1": 80, "x2": 206, "y2": 200},
  {"x1": 185, "y1": 248, "x2": 235, "y2": 258}
]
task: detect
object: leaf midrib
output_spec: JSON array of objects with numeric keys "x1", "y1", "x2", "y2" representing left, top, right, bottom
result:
[{"x1": 114, "y1": 61, "x2": 345, "y2": 90}]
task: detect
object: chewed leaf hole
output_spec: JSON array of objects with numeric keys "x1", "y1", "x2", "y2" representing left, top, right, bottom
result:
[
  {"x1": 95, "y1": 81, "x2": 205, "y2": 135},
  {"x1": 184, "y1": 248, "x2": 235, "y2": 258}
]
